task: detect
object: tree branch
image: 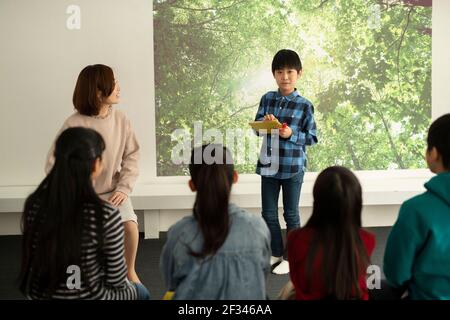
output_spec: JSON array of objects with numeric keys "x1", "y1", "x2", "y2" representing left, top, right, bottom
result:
[
  {"x1": 169, "y1": 0, "x2": 247, "y2": 12},
  {"x1": 217, "y1": 102, "x2": 259, "y2": 130},
  {"x1": 400, "y1": 0, "x2": 432, "y2": 7},
  {"x1": 347, "y1": 141, "x2": 362, "y2": 170},
  {"x1": 396, "y1": 7, "x2": 414, "y2": 94},
  {"x1": 209, "y1": 51, "x2": 238, "y2": 97},
  {"x1": 378, "y1": 0, "x2": 431, "y2": 8},
  {"x1": 316, "y1": 0, "x2": 330, "y2": 9},
  {"x1": 413, "y1": 147, "x2": 426, "y2": 163},
  {"x1": 372, "y1": 108, "x2": 406, "y2": 169},
  {"x1": 172, "y1": 15, "x2": 222, "y2": 28}
]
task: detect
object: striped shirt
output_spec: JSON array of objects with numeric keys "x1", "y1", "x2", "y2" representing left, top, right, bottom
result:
[
  {"x1": 254, "y1": 89, "x2": 318, "y2": 179},
  {"x1": 24, "y1": 201, "x2": 137, "y2": 300}
]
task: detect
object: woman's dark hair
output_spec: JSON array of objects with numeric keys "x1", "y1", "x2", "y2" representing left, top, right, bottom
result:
[
  {"x1": 19, "y1": 127, "x2": 106, "y2": 297},
  {"x1": 305, "y1": 166, "x2": 370, "y2": 300},
  {"x1": 272, "y1": 49, "x2": 302, "y2": 74},
  {"x1": 73, "y1": 64, "x2": 115, "y2": 116},
  {"x1": 427, "y1": 113, "x2": 450, "y2": 169},
  {"x1": 188, "y1": 144, "x2": 234, "y2": 258}
]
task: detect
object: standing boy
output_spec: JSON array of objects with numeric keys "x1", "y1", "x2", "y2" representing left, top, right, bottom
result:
[{"x1": 254, "y1": 49, "x2": 318, "y2": 274}]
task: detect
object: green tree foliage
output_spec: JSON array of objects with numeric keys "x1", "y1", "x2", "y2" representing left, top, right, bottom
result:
[{"x1": 153, "y1": 0, "x2": 431, "y2": 176}]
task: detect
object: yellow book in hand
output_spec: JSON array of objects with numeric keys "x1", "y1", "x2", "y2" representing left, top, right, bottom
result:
[{"x1": 249, "y1": 119, "x2": 282, "y2": 131}]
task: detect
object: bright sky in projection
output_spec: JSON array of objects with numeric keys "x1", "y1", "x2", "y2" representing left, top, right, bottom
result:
[
  {"x1": 153, "y1": 0, "x2": 432, "y2": 176},
  {"x1": 237, "y1": 68, "x2": 273, "y2": 105}
]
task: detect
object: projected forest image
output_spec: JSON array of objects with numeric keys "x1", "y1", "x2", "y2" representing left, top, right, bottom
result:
[{"x1": 153, "y1": 0, "x2": 432, "y2": 176}]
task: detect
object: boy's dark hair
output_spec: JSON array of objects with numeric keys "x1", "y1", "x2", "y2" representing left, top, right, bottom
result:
[
  {"x1": 73, "y1": 64, "x2": 116, "y2": 116},
  {"x1": 272, "y1": 49, "x2": 302, "y2": 74},
  {"x1": 427, "y1": 113, "x2": 450, "y2": 169}
]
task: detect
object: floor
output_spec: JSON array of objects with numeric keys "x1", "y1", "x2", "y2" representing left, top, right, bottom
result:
[{"x1": 0, "y1": 227, "x2": 391, "y2": 300}]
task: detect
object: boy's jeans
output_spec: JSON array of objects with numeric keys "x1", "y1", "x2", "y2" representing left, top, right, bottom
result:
[{"x1": 261, "y1": 171, "x2": 304, "y2": 257}]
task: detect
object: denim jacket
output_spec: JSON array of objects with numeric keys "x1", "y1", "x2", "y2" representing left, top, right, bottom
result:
[{"x1": 160, "y1": 203, "x2": 271, "y2": 300}]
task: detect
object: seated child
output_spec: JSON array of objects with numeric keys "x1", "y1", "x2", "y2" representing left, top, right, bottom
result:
[
  {"x1": 19, "y1": 127, "x2": 149, "y2": 300},
  {"x1": 160, "y1": 144, "x2": 271, "y2": 299},
  {"x1": 384, "y1": 113, "x2": 450, "y2": 299},
  {"x1": 288, "y1": 166, "x2": 375, "y2": 300}
]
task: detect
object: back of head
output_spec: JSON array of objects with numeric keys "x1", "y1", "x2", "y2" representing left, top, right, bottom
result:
[
  {"x1": 272, "y1": 49, "x2": 302, "y2": 73},
  {"x1": 19, "y1": 127, "x2": 105, "y2": 297},
  {"x1": 309, "y1": 166, "x2": 362, "y2": 228},
  {"x1": 188, "y1": 144, "x2": 234, "y2": 259},
  {"x1": 52, "y1": 127, "x2": 106, "y2": 182},
  {"x1": 427, "y1": 113, "x2": 450, "y2": 170},
  {"x1": 73, "y1": 64, "x2": 115, "y2": 116},
  {"x1": 306, "y1": 166, "x2": 368, "y2": 299}
]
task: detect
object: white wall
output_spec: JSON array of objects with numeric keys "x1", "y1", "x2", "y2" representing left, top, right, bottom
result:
[
  {"x1": 433, "y1": 0, "x2": 450, "y2": 120},
  {"x1": 0, "y1": 0, "x2": 155, "y2": 186}
]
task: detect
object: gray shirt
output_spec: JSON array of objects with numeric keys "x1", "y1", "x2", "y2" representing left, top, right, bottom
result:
[{"x1": 160, "y1": 203, "x2": 271, "y2": 300}]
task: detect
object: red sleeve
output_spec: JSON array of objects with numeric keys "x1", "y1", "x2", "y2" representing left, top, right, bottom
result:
[
  {"x1": 360, "y1": 229, "x2": 376, "y2": 257},
  {"x1": 287, "y1": 228, "x2": 311, "y2": 261},
  {"x1": 288, "y1": 228, "x2": 312, "y2": 282},
  {"x1": 287, "y1": 229, "x2": 301, "y2": 266}
]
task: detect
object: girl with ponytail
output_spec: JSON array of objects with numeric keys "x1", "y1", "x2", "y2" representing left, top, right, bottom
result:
[
  {"x1": 287, "y1": 166, "x2": 375, "y2": 300},
  {"x1": 19, "y1": 127, "x2": 149, "y2": 299},
  {"x1": 160, "y1": 144, "x2": 271, "y2": 299}
]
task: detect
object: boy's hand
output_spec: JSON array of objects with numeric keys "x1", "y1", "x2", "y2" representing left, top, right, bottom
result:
[
  {"x1": 263, "y1": 114, "x2": 277, "y2": 121},
  {"x1": 279, "y1": 123, "x2": 292, "y2": 138}
]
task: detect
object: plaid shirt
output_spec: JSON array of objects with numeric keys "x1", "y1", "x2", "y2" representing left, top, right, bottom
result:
[{"x1": 254, "y1": 89, "x2": 318, "y2": 179}]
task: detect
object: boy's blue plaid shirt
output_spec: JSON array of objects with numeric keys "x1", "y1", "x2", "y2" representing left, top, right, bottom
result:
[{"x1": 254, "y1": 89, "x2": 318, "y2": 179}]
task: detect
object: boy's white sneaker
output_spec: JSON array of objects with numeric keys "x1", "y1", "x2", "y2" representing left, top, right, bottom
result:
[
  {"x1": 272, "y1": 260, "x2": 289, "y2": 275},
  {"x1": 270, "y1": 256, "x2": 283, "y2": 266}
]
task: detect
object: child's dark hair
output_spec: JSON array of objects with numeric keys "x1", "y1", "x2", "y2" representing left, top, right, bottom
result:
[
  {"x1": 305, "y1": 166, "x2": 370, "y2": 300},
  {"x1": 188, "y1": 144, "x2": 234, "y2": 259},
  {"x1": 427, "y1": 113, "x2": 450, "y2": 169},
  {"x1": 272, "y1": 49, "x2": 302, "y2": 74},
  {"x1": 73, "y1": 64, "x2": 115, "y2": 116},
  {"x1": 19, "y1": 127, "x2": 105, "y2": 297}
]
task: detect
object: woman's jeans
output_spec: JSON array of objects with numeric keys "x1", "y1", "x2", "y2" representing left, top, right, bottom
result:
[{"x1": 261, "y1": 171, "x2": 304, "y2": 257}]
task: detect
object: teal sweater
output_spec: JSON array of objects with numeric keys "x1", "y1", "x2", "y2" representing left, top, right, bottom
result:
[{"x1": 384, "y1": 172, "x2": 450, "y2": 300}]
